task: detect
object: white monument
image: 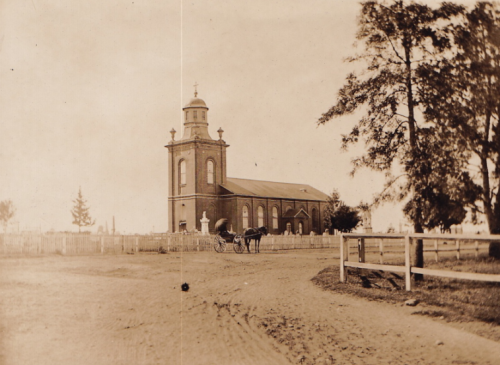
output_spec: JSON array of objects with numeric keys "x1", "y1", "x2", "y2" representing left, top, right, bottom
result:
[{"x1": 200, "y1": 211, "x2": 210, "y2": 235}]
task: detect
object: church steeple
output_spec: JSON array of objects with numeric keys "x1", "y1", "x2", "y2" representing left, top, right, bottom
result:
[{"x1": 182, "y1": 84, "x2": 212, "y2": 140}]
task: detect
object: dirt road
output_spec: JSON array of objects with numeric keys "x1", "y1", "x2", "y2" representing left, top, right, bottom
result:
[{"x1": 1, "y1": 250, "x2": 499, "y2": 364}]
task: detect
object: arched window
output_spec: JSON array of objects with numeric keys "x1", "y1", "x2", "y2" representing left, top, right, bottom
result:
[
  {"x1": 179, "y1": 160, "x2": 186, "y2": 185},
  {"x1": 242, "y1": 206, "x2": 249, "y2": 229},
  {"x1": 272, "y1": 207, "x2": 278, "y2": 230},
  {"x1": 258, "y1": 206, "x2": 264, "y2": 227},
  {"x1": 207, "y1": 160, "x2": 214, "y2": 184}
]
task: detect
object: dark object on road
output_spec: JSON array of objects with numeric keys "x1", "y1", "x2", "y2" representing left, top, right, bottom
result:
[{"x1": 181, "y1": 283, "x2": 189, "y2": 292}]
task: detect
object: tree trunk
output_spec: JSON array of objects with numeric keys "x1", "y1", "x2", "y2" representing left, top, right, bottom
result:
[{"x1": 413, "y1": 220, "x2": 424, "y2": 281}]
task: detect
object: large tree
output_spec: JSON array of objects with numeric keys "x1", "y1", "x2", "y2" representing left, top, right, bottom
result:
[
  {"x1": 318, "y1": 1, "x2": 466, "y2": 272},
  {"x1": 71, "y1": 188, "x2": 95, "y2": 233},
  {"x1": 420, "y1": 2, "x2": 500, "y2": 256},
  {"x1": 0, "y1": 200, "x2": 15, "y2": 233}
]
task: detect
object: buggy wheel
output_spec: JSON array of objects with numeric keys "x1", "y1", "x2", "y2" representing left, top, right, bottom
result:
[
  {"x1": 214, "y1": 235, "x2": 226, "y2": 253},
  {"x1": 233, "y1": 235, "x2": 244, "y2": 254}
]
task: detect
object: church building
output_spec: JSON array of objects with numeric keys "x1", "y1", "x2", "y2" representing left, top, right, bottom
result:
[{"x1": 166, "y1": 91, "x2": 329, "y2": 235}]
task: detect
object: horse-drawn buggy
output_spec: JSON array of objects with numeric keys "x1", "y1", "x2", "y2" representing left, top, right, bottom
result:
[{"x1": 213, "y1": 218, "x2": 268, "y2": 254}]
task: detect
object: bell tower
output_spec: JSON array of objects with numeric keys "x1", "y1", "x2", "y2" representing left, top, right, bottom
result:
[{"x1": 165, "y1": 85, "x2": 229, "y2": 233}]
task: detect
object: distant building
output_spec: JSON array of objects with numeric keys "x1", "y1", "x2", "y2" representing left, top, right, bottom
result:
[{"x1": 165, "y1": 92, "x2": 329, "y2": 234}]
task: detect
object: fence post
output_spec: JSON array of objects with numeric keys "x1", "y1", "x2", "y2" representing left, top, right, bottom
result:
[
  {"x1": 378, "y1": 238, "x2": 384, "y2": 264},
  {"x1": 100, "y1": 236, "x2": 104, "y2": 254},
  {"x1": 434, "y1": 239, "x2": 439, "y2": 262},
  {"x1": 475, "y1": 240, "x2": 479, "y2": 259},
  {"x1": 358, "y1": 238, "x2": 365, "y2": 263},
  {"x1": 197, "y1": 238, "x2": 199, "y2": 252},
  {"x1": 135, "y1": 237, "x2": 139, "y2": 253},
  {"x1": 456, "y1": 240, "x2": 460, "y2": 260},
  {"x1": 405, "y1": 235, "x2": 411, "y2": 291},
  {"x1": 340, "y1": 234, "x2": 347, "y2": 283},
  {"x1": 271, "y1": 236, "x2": 274, "y2": 251}
]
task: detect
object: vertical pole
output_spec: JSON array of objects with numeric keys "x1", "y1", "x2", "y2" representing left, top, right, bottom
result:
[
  {"x1": 135, "y1": 237, "x2": 139, "y2": 253},
  {"x1": 197, "y1": 238, "x2": 199, "y2": 252},
  {"x1": 271, "y1": 236, "x2": 274, "y2": 251},
  {"x1": 378, "y1": 238, "x2": 384, "y2": 264},
  {"x1": 434, "y1": 239, "x2": 439, "y2": 262},
  {"x1": 358, "y1": 238, "x2": 365, "y2": 263},
  {"x1": 456, "y1": 240, "x2": 460, "y2": 260},
  {"x1": 100, "y1": 236, "x2": 104, "y2": 254},
  {"x1": 340, "y1": 234, "x2": 347, "y2": 283},
  {"x1": 405, "y1": 235, "x2": 411, "y2": 291},
  {"x1": 474, "y1": 240, "x2": 479, "y2": 259}
]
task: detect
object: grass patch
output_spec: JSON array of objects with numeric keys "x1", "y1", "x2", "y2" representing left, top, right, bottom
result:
[{"x1": 312, "y1": 254, "x2": 500, "y2": 325}]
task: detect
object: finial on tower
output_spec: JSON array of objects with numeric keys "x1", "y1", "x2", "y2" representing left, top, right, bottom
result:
[{"x1": 194, "y1": 82, "x2": 199, "y2": 97}]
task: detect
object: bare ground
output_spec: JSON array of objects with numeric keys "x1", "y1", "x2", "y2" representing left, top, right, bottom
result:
[{"x1": 1, "y1": 250, "x2": 499, "y2": 365}]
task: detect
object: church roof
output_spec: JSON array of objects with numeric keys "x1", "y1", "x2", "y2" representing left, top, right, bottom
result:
[{"x1": 221, "y1": 178, "x2": 328, "y2": 201}]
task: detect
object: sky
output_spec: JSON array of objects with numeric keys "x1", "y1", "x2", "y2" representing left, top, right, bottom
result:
[{"x1": 1, "y1": 0, "x2": 478, "y2": 234}]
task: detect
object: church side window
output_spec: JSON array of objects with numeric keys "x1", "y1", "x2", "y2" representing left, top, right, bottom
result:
[
  {"x1": 272, "y1": 207, "x2": 278, "y2": 229},
  {"x1": 258, "y1": 206, "x2": 264, "y2": 227},
  {"x1": 242, "y1": 206, "x2": 249, "y2": 229},
  {"x1": 207, "y1": 160, "x2": 214, "y2": 184},
  {"x1": 180, "y1": 160, "x2": 186, "y2": 186}
]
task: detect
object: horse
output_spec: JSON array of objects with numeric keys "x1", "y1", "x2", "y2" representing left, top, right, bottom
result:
[{"x1": 243, "y1": 226, "x2": 268, "y2": 253}]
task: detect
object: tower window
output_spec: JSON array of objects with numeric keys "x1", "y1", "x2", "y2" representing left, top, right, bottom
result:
[
  {"x1": 207, "y1": 160, "x2": 214, "y2": 184},
  {"x1": 185, "y1": 111, "x2": 188, "y2": 121},
  {"x1": 193, "y1": 111, "x2": 197, "y2": 120},
  {"x1": 258, "y1": 206, "x2": 264, "y2": 227},
  {"x1": 202, "y1": 111, "x2": 206, "y2": 120},
  {"x1": 242, "y1": 206, "x2": 249, "y2": 230}
]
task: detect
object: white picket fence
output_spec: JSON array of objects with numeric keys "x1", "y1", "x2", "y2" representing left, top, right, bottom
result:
[{"x1": 0, "y1": 233, "x2": 340, "y2": 256}]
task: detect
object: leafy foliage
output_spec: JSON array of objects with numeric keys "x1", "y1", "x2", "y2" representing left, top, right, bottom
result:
[
  {"x1": 318, "y1": 1, "x2": 471, "y2": 232},
  {"x1": 420, "y1": 2, "x2": 500, "y2": 236},
  {"x1": 0, "y1": 200, "x2": 15, "y2": 233},
  {"x1": 323, "y1": 190, "x2": 362, "y2": 233},
  {"x1": 71, "y1": 188, "x2": 95, "y2": 233}
]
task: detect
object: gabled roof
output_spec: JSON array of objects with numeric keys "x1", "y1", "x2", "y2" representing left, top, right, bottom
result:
[
  {"x1": 221, "y1": 177, "x2": 328, "y2": 201},
  {"x1": 282, "y1": 208, "x2": 311, "y2": 219}
]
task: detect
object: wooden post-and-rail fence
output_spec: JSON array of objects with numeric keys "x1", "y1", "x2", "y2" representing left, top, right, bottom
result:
[{"x1": 340, "y1": 233, "x2": 500, "y2": 291}]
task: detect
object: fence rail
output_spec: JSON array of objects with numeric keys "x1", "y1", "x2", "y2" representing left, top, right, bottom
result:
[
  {"x1": 340, "y1": 233, "x2": 500, "y2": 291},
  {"x1": 0, "y1": 233, "x2": 340, "y2": 256}
]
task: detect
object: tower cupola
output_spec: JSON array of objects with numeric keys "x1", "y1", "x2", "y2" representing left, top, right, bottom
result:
[{"x1": 182, "y1": 83, "x2": 212, "y2": 140}]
